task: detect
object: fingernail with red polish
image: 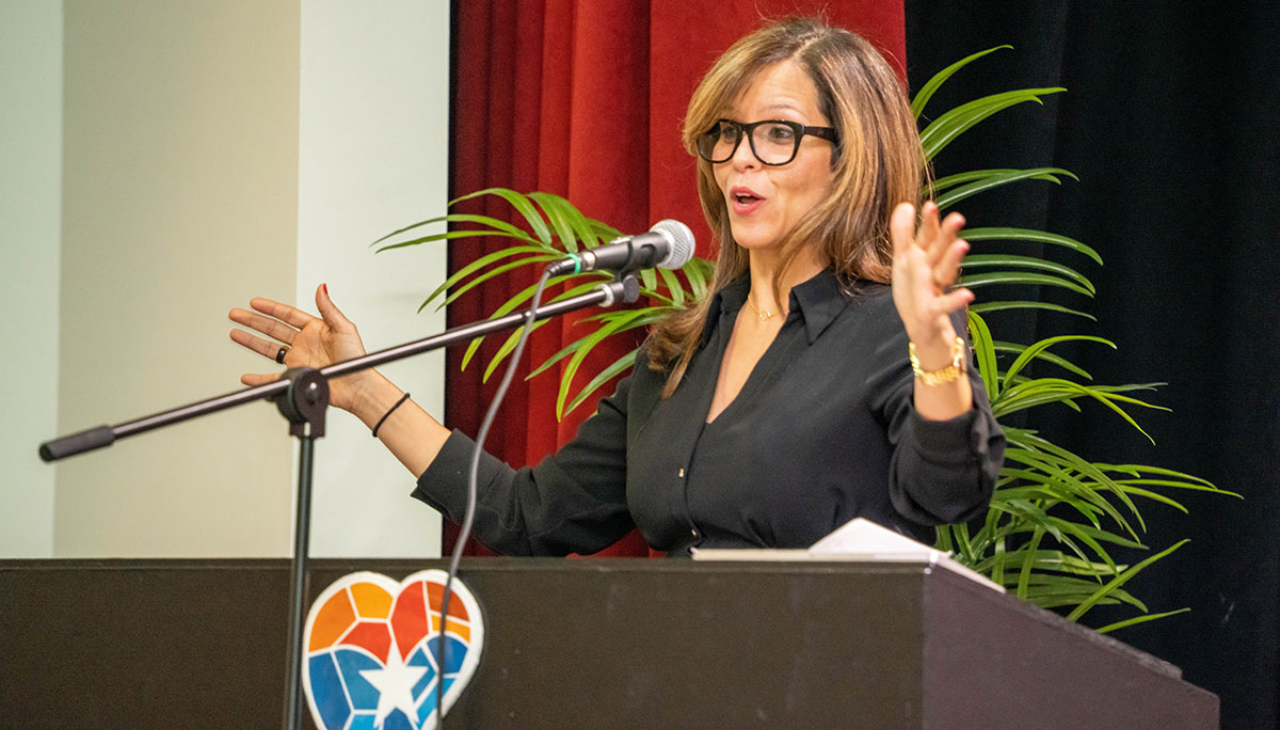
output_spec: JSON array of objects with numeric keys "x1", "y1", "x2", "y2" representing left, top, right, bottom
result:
[{"x1": 323, "y1": 283, "x2": 329, "y2": 297}]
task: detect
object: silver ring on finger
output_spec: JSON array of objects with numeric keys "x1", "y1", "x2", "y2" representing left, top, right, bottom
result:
[{"x1": 275, "y1": 346, "x2": 289, "y2": 364}]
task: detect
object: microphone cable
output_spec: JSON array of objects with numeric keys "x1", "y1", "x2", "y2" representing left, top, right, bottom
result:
[{"x1": 435, "y1": 268, "x2": 554, "y2": 728}]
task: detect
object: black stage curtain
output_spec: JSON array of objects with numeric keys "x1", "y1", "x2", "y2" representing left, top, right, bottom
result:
[{"x1": 904, "y1": 3, "x2": 1280, "y2": 728}]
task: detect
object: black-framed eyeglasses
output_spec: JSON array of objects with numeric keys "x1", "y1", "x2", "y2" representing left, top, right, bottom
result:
[{"x1": 695, "y1": 119, "x2": 838, "y2": 166}]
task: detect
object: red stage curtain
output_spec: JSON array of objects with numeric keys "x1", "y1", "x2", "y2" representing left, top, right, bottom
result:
[{"x1": 445, "y1": 0, "x2": 905, "y2": 556}]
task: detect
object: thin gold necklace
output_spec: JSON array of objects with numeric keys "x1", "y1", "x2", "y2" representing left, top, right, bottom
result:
[{"x1": 744, "y1": 297, "x2": 776, "y2": 321}]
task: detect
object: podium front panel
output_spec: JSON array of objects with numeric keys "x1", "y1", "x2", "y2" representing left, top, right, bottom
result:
[{"x1": 1, "y1": 558, "x2": 1217, "y2": 729}]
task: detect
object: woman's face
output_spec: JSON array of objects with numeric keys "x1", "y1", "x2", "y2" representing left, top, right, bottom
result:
[{"x1": 713, "y1": 59, "x2": 836, "y2": 253}]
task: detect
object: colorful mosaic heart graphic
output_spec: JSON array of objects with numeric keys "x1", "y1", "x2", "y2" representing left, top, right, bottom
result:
[{"x1": 302, "y1": 570, "x2": 485, "y2": 730}]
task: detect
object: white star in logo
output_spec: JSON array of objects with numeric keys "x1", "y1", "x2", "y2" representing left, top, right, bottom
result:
[{"x1": 359, "y1": 642, "x2": 429, "y2": 729}]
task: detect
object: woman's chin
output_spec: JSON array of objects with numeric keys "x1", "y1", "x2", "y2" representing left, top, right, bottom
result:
[
  {"x1": 728, "y1": 224, "x2": 783, "y2": 252},
  {"x1": 733, "y1": 236, "x2": 784, "y2": 254}
]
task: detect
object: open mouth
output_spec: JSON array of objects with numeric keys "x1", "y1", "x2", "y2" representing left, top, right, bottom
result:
[{"x1": 730, "y1": 187, "x2": 764, "y2": 209}]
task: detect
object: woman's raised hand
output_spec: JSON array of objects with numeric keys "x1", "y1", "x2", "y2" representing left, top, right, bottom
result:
[
  {"x1": 228, "y1": 284, "x2": 373, "y2": 413},
  {"x1": 889, "y1": 201, "x2": 974, "y2": 368}
]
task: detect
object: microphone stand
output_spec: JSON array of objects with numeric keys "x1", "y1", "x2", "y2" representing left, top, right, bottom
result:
[{"x1": 38, "y1": 272, "x2": 641, "y2": 730}]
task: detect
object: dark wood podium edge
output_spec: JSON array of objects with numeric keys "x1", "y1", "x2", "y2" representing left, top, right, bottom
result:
[
  {"x1": 920, "y1": 562, "x2": 1187, "y2": 677},
  {"x1": 921, "y1": 560, "x2": 1220, "y2": 729}
]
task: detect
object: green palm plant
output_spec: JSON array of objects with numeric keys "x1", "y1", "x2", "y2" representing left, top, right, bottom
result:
[{"x1": 373, "y1": 48, "x2": 1235, "y2": 632}]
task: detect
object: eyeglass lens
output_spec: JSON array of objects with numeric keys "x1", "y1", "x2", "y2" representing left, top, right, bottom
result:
[{"x1": 699, "y1": 121, "x2": 801, "y2": 165}]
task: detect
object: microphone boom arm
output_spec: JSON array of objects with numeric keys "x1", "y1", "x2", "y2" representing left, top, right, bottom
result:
[{"x1": 39, "y1": 273, "x2": 641, "y2": 461}]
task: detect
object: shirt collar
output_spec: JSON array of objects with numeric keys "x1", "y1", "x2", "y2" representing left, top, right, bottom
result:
[{"x1": 700, "y1": 269, "x2": 871, "y2": 346}]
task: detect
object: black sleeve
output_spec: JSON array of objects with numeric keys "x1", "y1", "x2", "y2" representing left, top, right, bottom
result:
[
  {"x1": 868, "y1": 309, "x2": 1006, "y2": 526},
  {"x1": 410, "y1": 373, "x2": 636, "y2": 557}
]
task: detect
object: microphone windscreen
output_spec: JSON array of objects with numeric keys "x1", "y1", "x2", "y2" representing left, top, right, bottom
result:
[{"x1": 651, "y1": 219, "x2": 696, "y2": 269}]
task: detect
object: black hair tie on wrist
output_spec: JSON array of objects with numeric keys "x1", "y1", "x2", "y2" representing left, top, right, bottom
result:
[{"x1": 371, "y1": 392, "x2": 411, "y2": 438}]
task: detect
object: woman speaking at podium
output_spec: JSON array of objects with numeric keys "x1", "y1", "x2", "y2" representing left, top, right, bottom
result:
[{"x1": 229, "y1": 18, "x2": 1005, "y2": 557}]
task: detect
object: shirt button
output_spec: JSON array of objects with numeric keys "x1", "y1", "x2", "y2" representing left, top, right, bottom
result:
[
  {"x1": 678, "y1": 468, "x2": 685, "y2": 478},
  {"x1": 690, "y1": 529, "x2": 698, "y2": 537}
]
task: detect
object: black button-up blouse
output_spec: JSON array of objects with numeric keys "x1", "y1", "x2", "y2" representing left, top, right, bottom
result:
[{"x1": 412, "y1": 269, "x2": 1005, "y2": 556}]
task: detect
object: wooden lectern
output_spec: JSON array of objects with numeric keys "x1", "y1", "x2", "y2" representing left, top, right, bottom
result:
[{"x1": 0, "y1": 558, "x2": 1218, "y2": 729}]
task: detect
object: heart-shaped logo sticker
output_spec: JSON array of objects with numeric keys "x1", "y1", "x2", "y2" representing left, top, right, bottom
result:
[{"x1": 302, "y1": 570, "x2": 485, "y2": 730}]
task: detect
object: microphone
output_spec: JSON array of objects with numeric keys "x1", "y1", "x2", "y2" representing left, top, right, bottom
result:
[{"x1": 547, "y1": 219, "x2": 695, "y2": 277}]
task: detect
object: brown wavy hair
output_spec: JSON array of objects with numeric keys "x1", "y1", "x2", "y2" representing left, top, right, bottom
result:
[{"x1": 646, "y1": 17, "x2": 926, "y2": 396}]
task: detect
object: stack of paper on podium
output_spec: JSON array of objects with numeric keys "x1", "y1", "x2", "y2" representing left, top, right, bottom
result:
[{"x1": 691, "y1": 517, "x2": 1003, "y2": 592}]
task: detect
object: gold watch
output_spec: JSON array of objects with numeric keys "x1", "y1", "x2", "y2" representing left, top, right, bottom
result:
[{"x1": 909, "y1": 336, "x2": 966, "y2": 386}]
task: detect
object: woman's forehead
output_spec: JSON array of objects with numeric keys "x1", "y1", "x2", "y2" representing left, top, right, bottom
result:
[{"x1": 727, "y1": 60, "x2": 823, "y2": 120}]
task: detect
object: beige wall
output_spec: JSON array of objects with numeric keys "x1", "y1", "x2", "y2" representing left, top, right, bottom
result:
[
  {"x1": 296, "y1": 1, "x2": 449, "y2": 557},
  {"x1": 0, "y1": 1, "x2": 62, "y2": 558},
  {"x1": 54, "y1": 0, "x2": 301, "y2": 556},
  {"x1": 5, "y1": 0, "x2": 449, "y2": 558}
]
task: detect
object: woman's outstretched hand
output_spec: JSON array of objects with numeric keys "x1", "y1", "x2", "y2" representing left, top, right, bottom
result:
[
  {"x1": 228, "y1": 283, "x2": 373, "y2": 413},
  {"x1": 889, "y1": 201, "x2": 974, "y2": 369},
  {"x1": 230, "y1": 284, "x2": 450, "y2": 476},
  {"x1": 890, "y1": 201, "x2": 974, "y2": 419}
]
